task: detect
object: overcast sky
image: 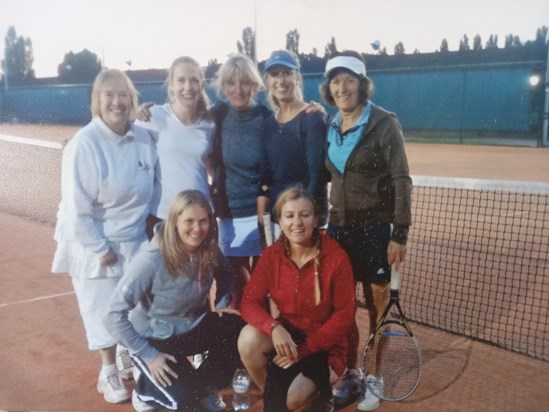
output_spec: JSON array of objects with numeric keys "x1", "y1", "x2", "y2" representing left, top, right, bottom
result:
[{"x1": 1, "y1": 0, "x2": 548, "y2": 77}]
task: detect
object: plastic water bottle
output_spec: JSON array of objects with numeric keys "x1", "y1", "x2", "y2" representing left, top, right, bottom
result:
[{"x1": 232, "y1": 368, "x2": 250, "y2": 410}]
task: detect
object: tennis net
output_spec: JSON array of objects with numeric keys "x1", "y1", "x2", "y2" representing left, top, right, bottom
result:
[{"x1": 402, "y1": 175, "x2": 549, "y2": 361}]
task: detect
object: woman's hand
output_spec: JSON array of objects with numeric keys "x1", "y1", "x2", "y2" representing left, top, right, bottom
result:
[
  {"x1": 215, "y1": 308, "x2": 241, "y2": 317},
  {"x1": 303, "y1": 100, "x2": 327, "y2": 116},
  {"x1": 271, "y1": 324, "x2": 298, "y2": 361},
  {"x1": 272, "y1": 353, "x2": 298, "y2": 369},
  {"x1": 387, "y1": 240, "x2": 407, "y2": 271},
  {"x1": 148, "y1": 352, "x2": 178, "y2": 387},
  {"x1": 100, "y1": 249, "x2": 118, "y2": 267},
  {"x1": 137, "y1": 102, "x2": 154, "y2": 122}
]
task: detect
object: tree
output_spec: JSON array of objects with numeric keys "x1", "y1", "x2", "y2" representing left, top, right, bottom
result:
[
  {"x1": 394, "y1": 42, "x2": 405, "y2": 55},
  {"x1": 236, "y1": 27, "x2": 256, "y2": 61},
  {"x1": 324, "y1": 37, "x2": 337, "y2": 58},
  {"x1": 205, "y1": 59, "x2": 220, "y2": 80},
  {"x1": 300, "y1": 51, "x2": 325, "y2": 73},
  {"x1": 504, "y1": 34, "x2": 522, "y2": 48},
  {"x1": 286, "y1": 29, "x2": 300, "y2": 54},
  {"x1": 2, "y1": 26, "x2": 35, "y2": 84},
  {"x1": 534, "y1": 26, "x2": 548, "y2": 45},
  {"x1": 57, "y1": 49, "x2": 102, "y2": 83},
  {"x1": 458, "y1": 34, "x2": 470, "y2": 51},
  {"x1": 485, "y1": 35, "x2": 499, "y2": 49},
  {"x1": 439, "y1": 38, "x2": 449, "y2": 53},
  {"x1": 473, "y1": 34, "x2": 483, "y2": 51}
]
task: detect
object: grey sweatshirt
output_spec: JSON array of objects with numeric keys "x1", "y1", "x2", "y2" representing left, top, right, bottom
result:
[{"x1": 105, "y1": 238, "x2": 233, "y2": 363}]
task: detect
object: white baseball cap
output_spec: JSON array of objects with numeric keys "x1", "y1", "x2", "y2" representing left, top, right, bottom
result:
[{"x1": 324, "y1": 56, "x2": 366, "y2": 78}]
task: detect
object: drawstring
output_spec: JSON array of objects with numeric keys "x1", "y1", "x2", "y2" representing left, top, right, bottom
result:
[
  {"x1": 314, "y1": 268, "x2": 321, "y2": 305},
  {"x1": 283, "y1": 234, "x2": 322, "y2": 305},
  {"x1": 313, "y1": 250, "x2": 321, "y2": 305},
  {"x1": 190, "y1": 252, "x2": 202, "y2": 292}
]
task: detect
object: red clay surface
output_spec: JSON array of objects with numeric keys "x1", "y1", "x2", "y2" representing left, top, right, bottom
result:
[
  {"x1": 3, "y1": 123, "x2": 549, "y2": 181},
  {"x1": 1, "y1": 123, "x2": 548, "y2": 412}
]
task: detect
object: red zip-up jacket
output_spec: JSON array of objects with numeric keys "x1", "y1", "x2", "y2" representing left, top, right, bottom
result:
[{"x1": 241, "y1": 234, "x2": 356, "y2": 376}]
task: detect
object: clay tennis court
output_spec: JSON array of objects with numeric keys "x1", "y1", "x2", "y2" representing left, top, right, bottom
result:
[{"x1": 1, "y1": 123, "x2": 548, "y2": 412}]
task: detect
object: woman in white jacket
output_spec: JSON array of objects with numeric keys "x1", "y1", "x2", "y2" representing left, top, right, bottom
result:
[{"x1": 51, "y1": 69, "x2": 157, "y2": 405}]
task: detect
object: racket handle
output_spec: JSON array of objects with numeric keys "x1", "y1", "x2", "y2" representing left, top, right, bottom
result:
[
  {"x1": 390, "y1": 264, "x2": 401, "y2": 290},
  {"x1": 263, "y1": 214, "x2": 273, "y2": 246}
]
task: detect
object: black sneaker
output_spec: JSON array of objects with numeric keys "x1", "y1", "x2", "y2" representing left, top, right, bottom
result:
[
  {"x1": 309, "y1": 393, "x2": 334, "y2": 412},
  {"x1": 332, "y1": 368, "x2": 362, "y2": 410},
  {"x1": 200, "y1": 386, "x2": 226, "y2": 412}
]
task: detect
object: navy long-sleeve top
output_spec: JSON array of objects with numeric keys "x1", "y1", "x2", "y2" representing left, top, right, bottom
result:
[
  {"x1": 261, "y1": 110, "x2": 328, "y2": 222},
  {"x1": 211, "y1": 102, "x2": 271, "y2": 218}
]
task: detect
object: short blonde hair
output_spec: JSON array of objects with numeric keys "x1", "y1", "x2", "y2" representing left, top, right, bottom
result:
[
  {"x1": 213, "y1": 54, "x2": 264, "y2": 100},
  {"x1": 157, "y1": 190, "x2": 219, "y2": 277},
  {"x1": 90, "y1": 69, "x2": 138, "y2": 120}
]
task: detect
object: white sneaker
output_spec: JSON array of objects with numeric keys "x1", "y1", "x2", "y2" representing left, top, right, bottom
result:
[
  {"x1": 116, "y1": 345, "x2": 134, "y2": 380},
  {"x1": 132, "y1": 390, "x2": 156, "y2": 412},
  {"x1": 97, "y1": 372, "x2": 131, "y2": 403},
  {"x1": 356, "y1": 375, "x2": 381, "y2": 411}
]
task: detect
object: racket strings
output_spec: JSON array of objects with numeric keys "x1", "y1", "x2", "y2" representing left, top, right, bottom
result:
[{"x1": 363, "y1": 323, "x2": 421, "y2": 400}]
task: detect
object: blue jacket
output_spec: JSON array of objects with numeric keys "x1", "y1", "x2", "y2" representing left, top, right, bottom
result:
[{"x1": 260, "y1": 110, "x2": 329, "y2": 223}]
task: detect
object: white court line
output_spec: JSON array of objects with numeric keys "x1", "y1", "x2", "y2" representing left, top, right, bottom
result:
[
  {"x1": 0, "y1": 291, "x2": 75, "y2": 309},
  {"x1": 0, "y1": 133, "x2": 63, "y2": 150}
]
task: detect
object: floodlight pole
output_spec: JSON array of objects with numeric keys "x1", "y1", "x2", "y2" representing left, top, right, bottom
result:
[
  {"x1": 253, "y1": 0, "x2": 258, "y2": 63},
  {"x1": 2, "y1": 50, "x2": 7, "y2": 91},
  {"x1": 542, "y1": 39, "x2": 549, "y2": 146}
]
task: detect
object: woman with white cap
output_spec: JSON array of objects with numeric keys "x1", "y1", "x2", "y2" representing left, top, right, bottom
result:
[{"x1": 319, "y1": 50, "x2": 412, "y2": 411}]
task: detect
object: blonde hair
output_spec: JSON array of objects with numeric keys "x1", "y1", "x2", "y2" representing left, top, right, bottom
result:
[
  {"x1": 90, "y1": 69, "x2": 138, "y2": 120},
  {"x1": 157, "y1": 190, "x2": 219, "y2": 277},
  {"x1": 213, "y1": 54, "x2": 264, "y2": 101},
  {"x1": 274, "y1": 185, "x2": 323, "y2": 304},
  {"x1": 274, "y1": 184, "x2": 320, "y2": 225},
  {"x1": 165, "y1": 56, "x2": 211, "y2": 121},
  {"x1": 264, "y1": 50, "x2": 304, "y2": 111},
  {"x1": 274, "y1": 185, "x2": 321, "y2": 261}
]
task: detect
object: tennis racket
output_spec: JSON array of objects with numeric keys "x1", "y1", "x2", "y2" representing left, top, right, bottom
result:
[
  {"x1": 361, "y1": 265, "x2": 422, "y2": 401},
  {"x1": 263, "y1": 213, "x2": 274, "y2": 246}
]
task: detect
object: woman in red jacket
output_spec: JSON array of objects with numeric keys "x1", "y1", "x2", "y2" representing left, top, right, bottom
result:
[{"x1": 238, "y1": 185, "x2": 356, "y2": 412}]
